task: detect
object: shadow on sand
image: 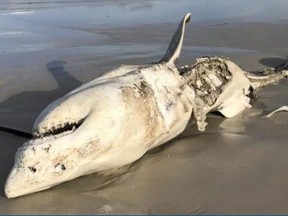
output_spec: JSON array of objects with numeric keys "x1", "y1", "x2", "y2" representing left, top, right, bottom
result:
[
  {"x1": 0, "y1": 61, "x2": 82, "y2": 197},
  {"x1": 259, "y1": 57, "x2": 288, "y2": 69}
]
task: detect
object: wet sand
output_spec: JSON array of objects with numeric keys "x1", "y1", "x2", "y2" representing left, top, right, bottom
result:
[{"x1": 0, "y1": 0, "x2": 288, "y2": 214}]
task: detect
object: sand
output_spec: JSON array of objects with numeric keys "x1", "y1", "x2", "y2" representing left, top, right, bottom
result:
[{"x1": 0, "y1": 0, "x2": 288, "y2": 214}]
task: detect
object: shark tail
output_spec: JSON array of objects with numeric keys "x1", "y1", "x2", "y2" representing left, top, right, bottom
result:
[{"x1": 245, "y1": 66, "x2": 288, "y2": 89}]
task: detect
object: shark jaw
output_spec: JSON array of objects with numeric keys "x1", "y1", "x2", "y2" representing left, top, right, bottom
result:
[{"x1": 5, "y1": 112, "x2": 99, "y2": 198}]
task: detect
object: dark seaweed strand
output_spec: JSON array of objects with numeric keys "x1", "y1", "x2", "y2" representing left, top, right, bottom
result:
[{"x1": 0, "y1": 126, "x2": 32, "y2": 138}]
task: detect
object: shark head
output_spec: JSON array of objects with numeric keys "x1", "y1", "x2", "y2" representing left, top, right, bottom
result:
[
  {"x1": 5, "y1": 78, "x2": 136, "y2": 198},
  {"x1": 4, "y1": 87, "x2": 106, "y2": 198},
  {"x1": 5, "y1": 13, "x2": 192, "y2": 198}
]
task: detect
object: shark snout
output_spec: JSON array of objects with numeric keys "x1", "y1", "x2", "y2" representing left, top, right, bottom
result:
[
  {"x1": 4, "y1": 130, "x2": 96, "y2": 198},
  {"x1": 5, "y1": 162, "x2": 53, "y2": 198},
  {"x1": 5, "y1": 168, "x2": 46, "y2": 198},
  {"x1": 5, "y1": 168, "x2": 19, "y2": 198},
  {"x1": 5, "y1": 160, "x2": 57, "y2": 198}
]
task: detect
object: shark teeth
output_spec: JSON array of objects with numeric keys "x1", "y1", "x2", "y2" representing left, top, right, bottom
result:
[
  {"x1": 28, "y1": 129, "x2": 74, "y2": 146},
  {"x1": 32, "y1": 118, "x2": 85, "y2": 140}
]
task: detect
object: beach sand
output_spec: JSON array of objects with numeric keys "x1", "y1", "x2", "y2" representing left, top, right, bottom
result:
[{"x1": 0, "y1": 0, "x2": 288, "y2": 214}]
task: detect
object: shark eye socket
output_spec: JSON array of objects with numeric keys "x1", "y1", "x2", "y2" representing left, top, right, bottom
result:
[
  {"x1": 28, "y1": 166, "x2": 37, "y2": 173},
  {"x1": 55, "y1": 163, "x2": 66, "y2": 172}
]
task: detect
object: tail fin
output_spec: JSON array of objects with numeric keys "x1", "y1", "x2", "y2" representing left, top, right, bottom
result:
[
  {"x1": 159, "y1": 13, "x2": 191, "y2": 65},
  {"x1": 245, "y1": 68, "x2": 288, "y2": 89}
]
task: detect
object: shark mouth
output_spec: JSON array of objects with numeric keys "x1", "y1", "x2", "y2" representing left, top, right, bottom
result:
[{"x1": 32, "y1": 118, "x2": 85, "y2": 139}]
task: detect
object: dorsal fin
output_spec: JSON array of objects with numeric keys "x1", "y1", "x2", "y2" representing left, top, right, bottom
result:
[{"x1": 159, "y1": 13, "x2": 191, "y2": 65}]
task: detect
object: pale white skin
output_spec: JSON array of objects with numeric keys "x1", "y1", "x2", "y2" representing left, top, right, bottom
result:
[{"x1": 5, "y1": 13, "x2": 195, "y2": 198}]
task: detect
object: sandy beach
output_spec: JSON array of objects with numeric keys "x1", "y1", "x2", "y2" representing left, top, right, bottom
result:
[{"x1": 0, "y1": 0, "x2": 288, "y2": 214}]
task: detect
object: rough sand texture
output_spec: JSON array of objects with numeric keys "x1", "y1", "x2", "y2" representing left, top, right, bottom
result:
[{"x1": 0, "y1": 0, "x2": 288, "y2": 214}]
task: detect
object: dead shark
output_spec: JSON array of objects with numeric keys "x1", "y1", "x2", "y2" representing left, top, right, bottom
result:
[
  {"x1": 5, "y1": 13, "x2": 288, "y2": 198},
  {"x1": 5, "y1": 13, "x2": 199, "y2": 198}
]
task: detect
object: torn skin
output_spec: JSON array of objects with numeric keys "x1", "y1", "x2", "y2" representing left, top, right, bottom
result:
[
  {"x1": 180, "y1": 57, "x2": 252, "y2": 124},
  {"x1": 180, "y1": 56, "x2": 288, "y2": 123}
]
